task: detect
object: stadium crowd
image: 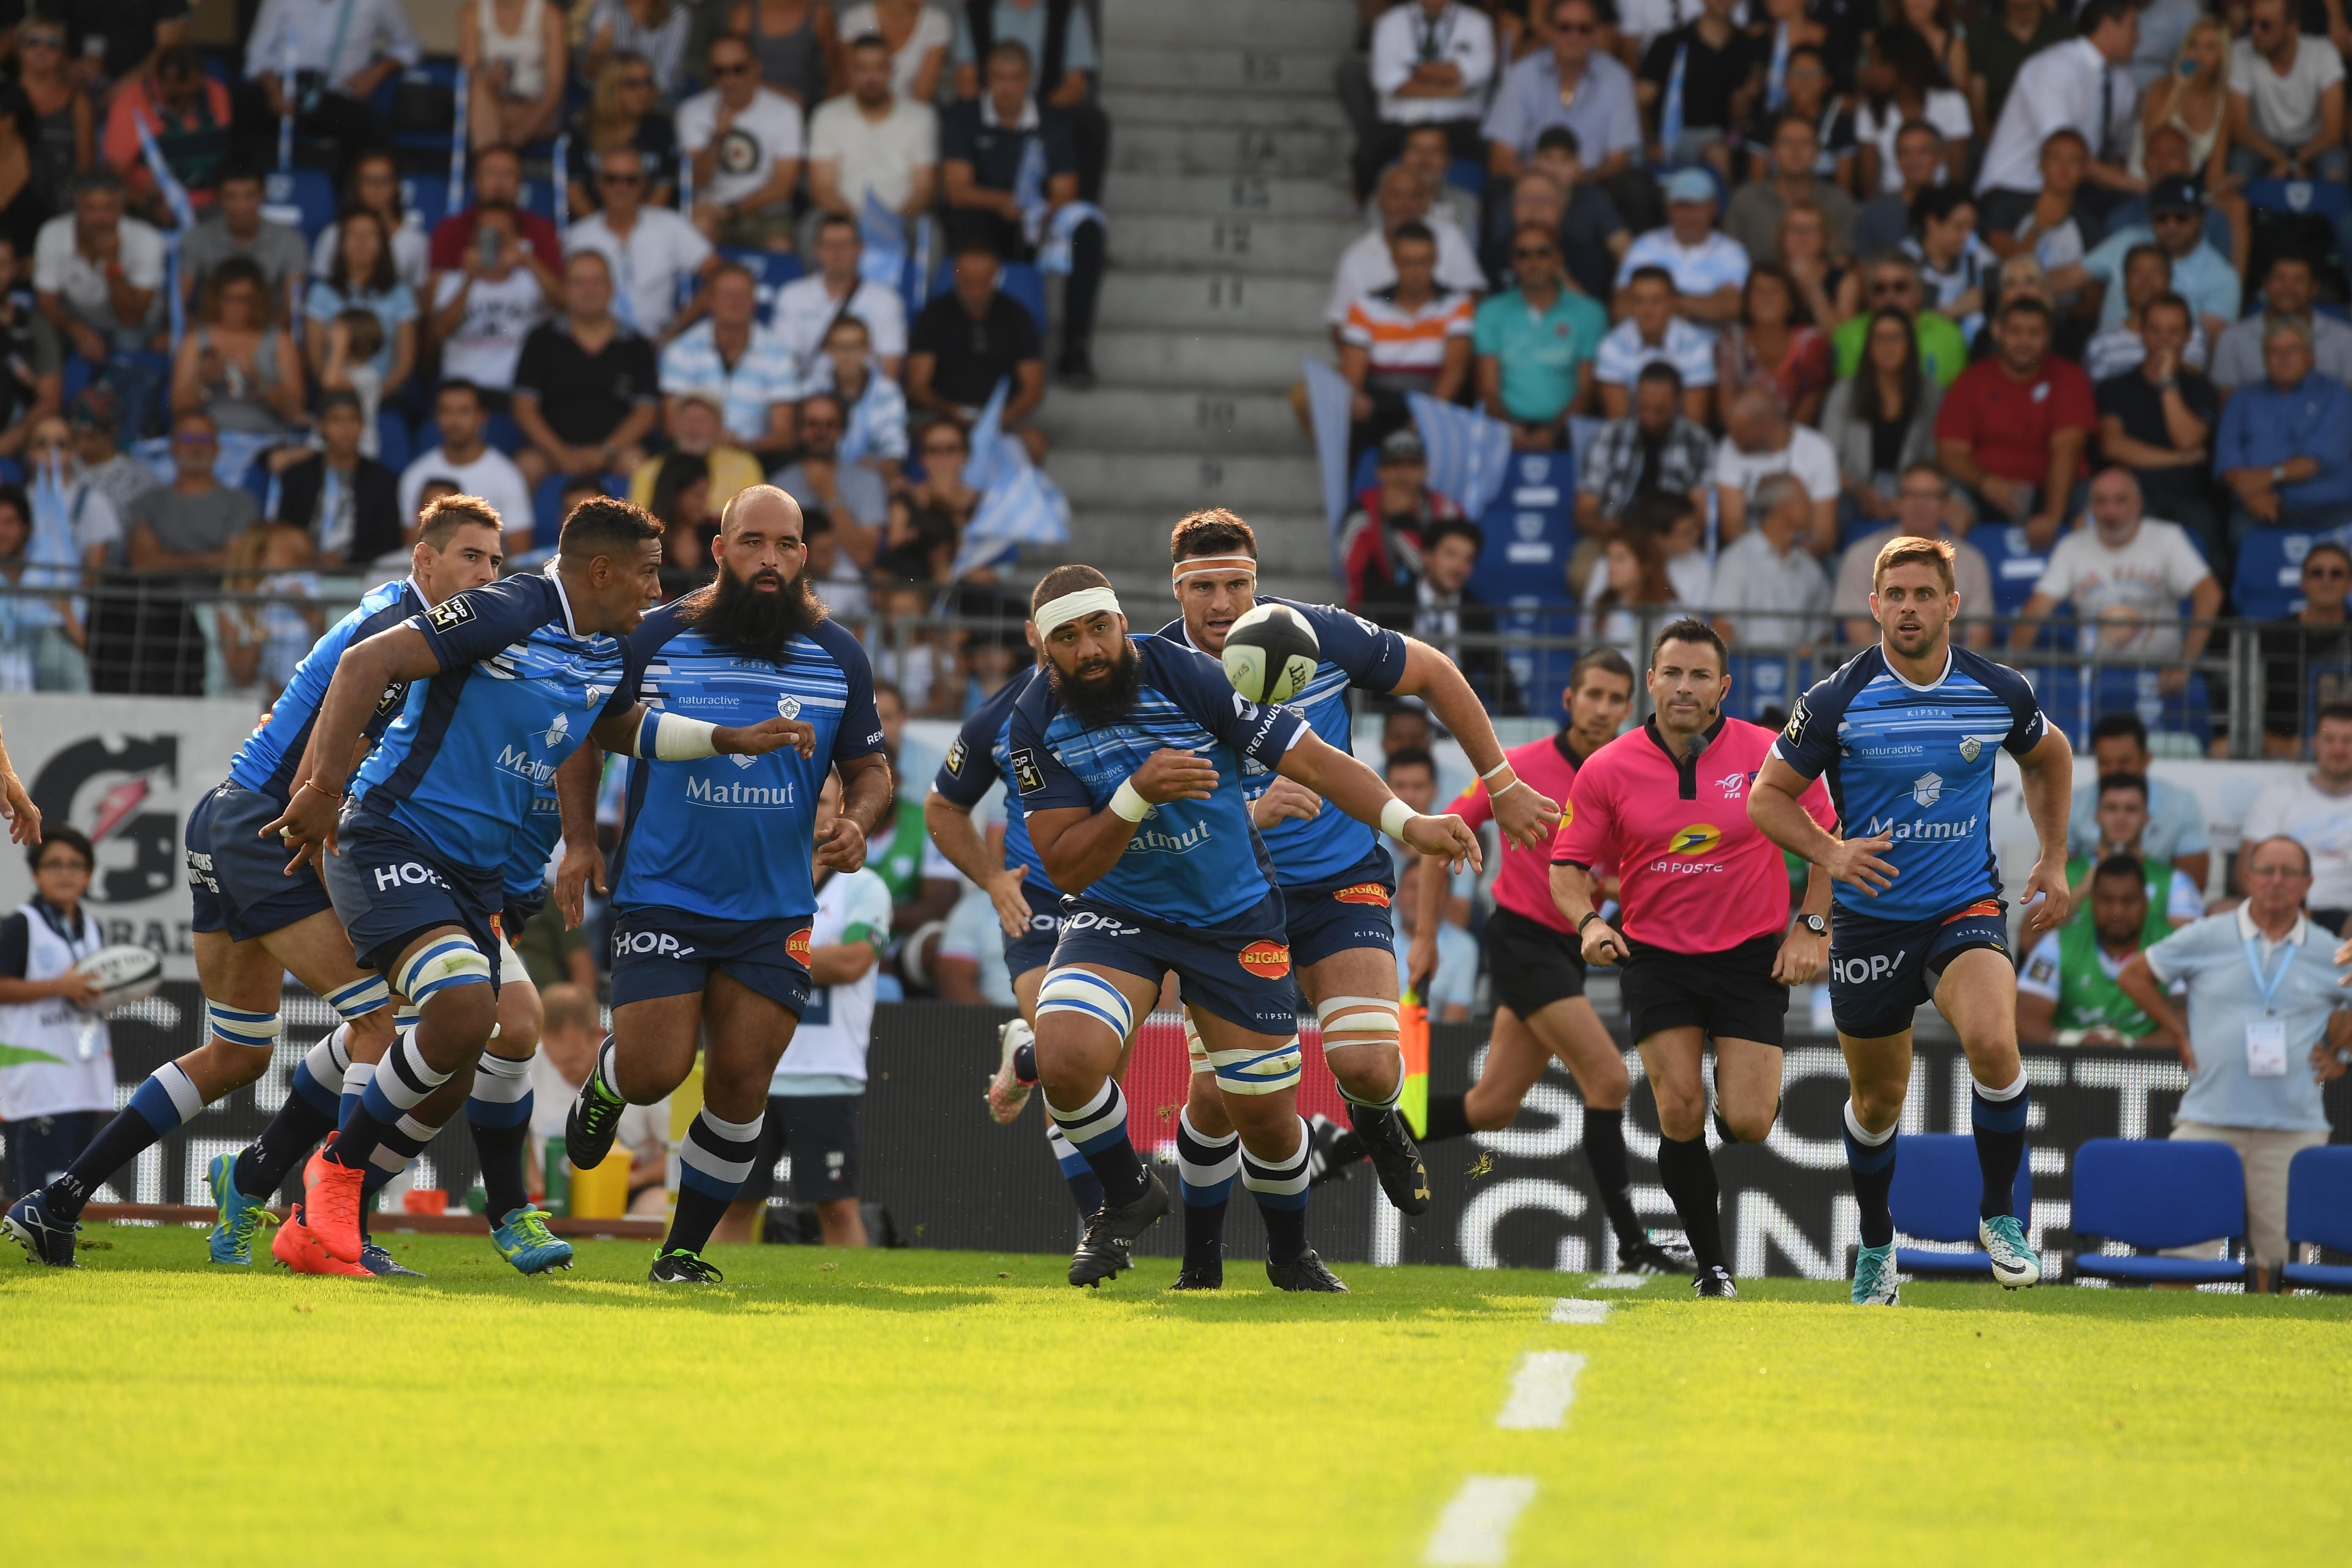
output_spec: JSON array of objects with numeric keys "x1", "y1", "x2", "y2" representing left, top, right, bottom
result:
[{"x1": 0, "y1": 0, "x2": 1097, "y2": 700}]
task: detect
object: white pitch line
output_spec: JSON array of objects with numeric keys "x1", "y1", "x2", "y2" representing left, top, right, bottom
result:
[
  {"x1": 1551, "y1": 1297, "x2": 1611, "y2": 1324},
  {"x1": 1424, "y1": 1475, "x2": 1540, "y2": 1567},
  {"x1": 1586, "y1": 1271, "x2": 1647, "y2": 1289},
  {"x1": 1494, "y1": 1350, "x2": 1586, "y2": 1430}
]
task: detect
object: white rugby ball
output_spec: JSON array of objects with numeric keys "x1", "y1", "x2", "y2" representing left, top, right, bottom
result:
[
  {"x1": 1220, "y1": 602, "x2": 1321, "y2": 706},
  {"x1": 75, "y1": 944, "x2": 162, "y2": 1011}
]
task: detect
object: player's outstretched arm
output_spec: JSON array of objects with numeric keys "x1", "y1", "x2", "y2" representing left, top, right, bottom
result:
[
  {"x1": 589, "y1": 702, "x2": 819, "y2": 761},
  {"x1": 554, "y1": 744, "x2": 605, "y2": 929},
  {"x1": 1276, "y1": 731, "x2": 1482, "y2": 874},
  {"x1": 1750, "y1": 755, "x2": 1898, "y2": 896},
  {"x1": 2013, "y1": 726, "x2": 2076, "y2": 937},
  {"x1": 924, "y1": 792, "x2": 1032, "y2": 939},
  {"x1": 261, "y1": 624, "x2": 443, "y2": 868},
  {"x1": 1029, "y1": 746, "x2": 1220, "y2": 892},
  {"x1": 1390, "y1": 639, "x2": 1560, "y2": 852}
]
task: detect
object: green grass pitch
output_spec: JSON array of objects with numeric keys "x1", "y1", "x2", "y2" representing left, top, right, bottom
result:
[{"x1": 6, "y1": 1227, "x2": 2348, "y2": 1566}]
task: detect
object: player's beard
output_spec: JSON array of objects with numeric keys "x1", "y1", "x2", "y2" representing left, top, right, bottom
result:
[
  {"x1": 1050, "y1": 640, "x2": 1141, "y2": 729},
  {"x1": 689, "y1": 560, "x2": 825, "y2": 662}
]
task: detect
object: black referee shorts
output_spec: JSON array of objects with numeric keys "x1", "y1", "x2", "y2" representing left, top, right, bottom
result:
[
  {"x1": 1617, "y1": 933, "x2": 1789, "y2": 1047},
  {"x1": 749, "y1": 1092, "x2": 863, "y2": 1203},
  {"x1": 1483, "y1": 906, "x2": 1588, "y2": 1018}
]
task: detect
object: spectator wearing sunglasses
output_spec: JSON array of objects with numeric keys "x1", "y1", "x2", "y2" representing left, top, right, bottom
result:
[
  {"x1": 1828, "y1": 250, "x2": 1968, "y2": 387},
  {"x1": 2261, "y1": 544, "x2": 2352, "y2": 759},
  {"x1": 565, "y1": 52, "x2": 679, "y2": 219},
  {"x1": 564, "y1": 145, "x2": 713, "y2": 341},
  {"x1": 676, "y1": 30, "x2": 806, "y2": 252},
  {"x1": 1473, "y1": 222, "x2": 1606, "y2": 446}
]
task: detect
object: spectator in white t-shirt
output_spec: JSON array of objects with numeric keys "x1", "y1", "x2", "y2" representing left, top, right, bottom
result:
[
  {"x1": 35, "y1": 175, "x2": 165, "y2": 362},
  {"x1": 806, "y1": 31, "x2": 939, "y2": 229},
  {"x1": 397, "y1": 380, "x2": 536, "y2": 552},
  {"x1": 1358, "y1": 1, "x2": 1499, "y2": 198},
  {"x1": 2225, "y1": 0, "x2": 2349, "y2": 185},
  {"x1": 1712, "y1": 386, "x2": 1840, "y2": 553},
  {"x1": 676, "y1": 31, "x2": 806, "y2": 251},
  {"x1": 2243, "y1": 703, "x2": 2352, "y2": 931},
  {"x1": 427, "y1": 203, "x2": 558, "y2": 395},
  {"x1": 1613, "y1": 168, "x2": 1751, "y2": 340},
  {"x1": 562, "y1": 146, "x2": 713, "y2": 342},
  {"x1": 2005, "y1": 466, "x2": 2219, "y2": 667},
  {"x1": 769, "y1": 213, "x2": 908, "y2": 385},
  {"x1": 1325, "y1": 162, "x2": 1487, "y2": 333}
]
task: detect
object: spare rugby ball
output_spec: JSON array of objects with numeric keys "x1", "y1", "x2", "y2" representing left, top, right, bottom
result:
[{"x1": 75, "y1": 944, "x2": 162, "y2": 1011}]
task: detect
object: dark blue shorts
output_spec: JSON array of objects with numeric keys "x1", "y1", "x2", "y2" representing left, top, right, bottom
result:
[
  {"x1": 501, "y1": 885, "x2": 549, "y2": 942},
  {"x1": 1281, "y1": 851, "x2": 1398, "y2": 970},
  {"x1": 184, "y1": 781, "x2": 334, "y2": 942},
  {"x1": 321, "y1": 809, "x2": 505, "y2": 985},
  {"x1": 1004, "y1": 877, "x2": 1067, "y2": 978},
  {"x1": 1049, "y1": 889, "x2": 1300, "y2": 1037},
  {"x1": 608, "y1": 905, "x2": 813, "y2": 1016},
  {"x1": 1828, "y1": 897, "x2": 2012, "y2": 1039}
]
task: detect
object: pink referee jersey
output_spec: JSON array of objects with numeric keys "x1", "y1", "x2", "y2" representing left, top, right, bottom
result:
[
  {"x1": 1550, "y1": 716, "x2": 1835, "y2": 952},
  {"x1": 1448, "y1": 730, "x2": 1607, "y2": 933}
]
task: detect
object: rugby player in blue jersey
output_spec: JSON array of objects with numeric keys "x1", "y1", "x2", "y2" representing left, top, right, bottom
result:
[
  {"x1": 1749, "y1": 535, "x2": 2074, "y2": 1304},
  {"x1": 255, "y1": 494, "x2": 807, "y2": 1266},
  {"x1": 1154, "y1": 509, "x2": 1562, "y2": 1288},
  {"x1": 1010, "y1": 566, "x2": 1481, "y2": 1289},
  {"x1": 4, "y1": 502, "x2": 504, "y2": 1268},
  {"x1": 554, "y1": 487, "x2": 893, "y2": 1284}
]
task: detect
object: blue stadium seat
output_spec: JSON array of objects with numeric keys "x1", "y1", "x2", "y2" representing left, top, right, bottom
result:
[
  {"x1": 2030, "y1": 665, "x2": 2212, "y2": 750},
  {"x1": 2281, "y1": 1146, "x2": 2352, "y2": 1292},
  {"x1": 1446, "y1": 157, "x2": 1486, "y2": 198},
  {"x1": 376, "y1": 409, "x2": 413, "y2": 473},
  {"x1": 1889, "y1": 1132, "x2": 2034, "y2": 1278},
  {"x1": 718, "y1": 247, "x2": 807, "y2": 325},
  {"x1": 401, "y1": 174, "x2": 451, "y2": 234},
  {"x1": 0, "y1": 456, "x2": 20, "y2": 485},
  {"x1": 1724, "y1": 653, "x2": 1814, "y2": 724},
  {"x1": 483, "y1": 411, "x2": 525, "y2": 457},
  {"x1": 1978, "y1": 523, "x2": 2055, "y2": 617},
  {"x1": 1468, "y1": 449, "x2": 1576, "y2": 608},
  {"x1": 2235, "y1": 528, "x2": 2324, "y2": 622},
  {"x1": 264, "y1": 169, "x2": 339, "y2": 242},
  {"x1": 239, "y1": 453, "x2": 275, "y2": 511},
  {"x1": 1349, "y1": 446, "x2": 1378, "y2": 497},
  {"x1": 519, "y1": 177, "x2": 561, "y2": 224},
  {"x1": 392, "y1": 59, "x2": 462, "y2": 158},
  {"x1": 927, "y1": 257, "x2": 1047, "y2": 334},
  {"x1": 2242, "y1": 177, "x2": 2352, "y2": 223},
  {"x1": 2069, "y1": 1138, "x2": 2250, "y2": 1286}
]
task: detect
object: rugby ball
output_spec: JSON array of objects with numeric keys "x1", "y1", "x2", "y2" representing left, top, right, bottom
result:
[
  {"x1": 74, "y1": 944, "x2": 162, "y2": 1011},
  {"x1": 1221, "y1": 603, "x2": 1320, "y2": 706}
]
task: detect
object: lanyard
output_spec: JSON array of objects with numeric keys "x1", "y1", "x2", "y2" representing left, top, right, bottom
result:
[
  {"x1": 1418, "y1": 5, "x2": 1455, "y2": 62},
  {"x1": 2243, "y1": 934, "x2": 2295, "y2": 1017}
]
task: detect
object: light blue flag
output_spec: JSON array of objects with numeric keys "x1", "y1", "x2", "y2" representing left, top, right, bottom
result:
[
  {"x1": 953, "y1": 376, "x2": 1067, "y2": 577},
  {"x1": 1038, "y1": 201, "x2": 1105, "y2": 277},
  {"x1": 552, "y1": 133, "x2": 571, "y2": 245},
  {"x1": 860, "y1": 188, "x2": 907, "y2": 288},
  {"x1": 1301, "y1": 357, "x2": 1354, "y2": 544},
  {"x1": 961, "y1": 376, "x2": 1019, "y2": 493},
  {"x1": 1661, "y1": 44, "x2": 1688, "y2": 154},
  {"x1": 1405, "y1": 393, "x2": 1512, "y2": 518},
  {"x1": 25, "y1": 456, "x2": 83, "y2": 627},
  {"x1": 133, "y1": 116, "x2": 197, "y2": 352}
]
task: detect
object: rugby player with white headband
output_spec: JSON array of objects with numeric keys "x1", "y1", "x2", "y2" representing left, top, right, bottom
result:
[
  {"x1": 1011, "y1": 564, "x2": 1481, "y2": 1291},
  {"x1": 1153, "y1": 508, "x2": 1561, "y2": 1289}
]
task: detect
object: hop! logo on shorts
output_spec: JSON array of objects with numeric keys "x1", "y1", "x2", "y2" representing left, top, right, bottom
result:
[
  {"x1": 1332, "y1": 883, "x2": 1390, "y2": 907},
  {"x1": 786, "y1": 928, "x2": 813, "y2": 958},
  {"x1": 1237, "y1": 940, "x2": 1291, "y2": 978}
]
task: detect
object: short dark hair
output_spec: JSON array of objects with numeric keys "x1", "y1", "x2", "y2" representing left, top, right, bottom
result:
[
  {"x1": 29, "y1": 826, "x2": 93, "y2": 873},
  {"x1": 1627, "y1": 264, "x2": 1676, "y2": 293},
  {"x1": 2319, "y1": 700, "x2": 2352, "y2": 729},
  {"x1": 2090, "y1": 712, "x2": 2150, "y2": 749},
  {"x1": 2078, "y1": 0, "x2": 2137, "y2": 37},
  {"x1": 318, "y1": 389, "x2": 364, "y2": 420},
  {"x1": 1422, "y1": 517, "x2": 1484, "y2": 557},
  {"x1": 1998, "y1": 294, "x2": 2055, "y2": 328},
  {"x1": 1650, "y1": 616, "x2": 1728, "y2": 673},
  {"x1": 952, "y1": 230, "x2": 1003, "y2": 262},
  {"x1": 0, "y1": 481, "x2": 28, "y2": 529},
  {"x1": 558, "y1": 495, "x2": 665, "y2": 561},
  {"x1": 848, "y1": 30, "x2": 891, "y2": 54},
  {"x1": 816, "y1": 211, "x2": 858, "y2": 240},
  {"x1": 1171, "y1": 508, "x2": 1258, "y2": 563},
  {"x1": 1622, "y1": 490, "x2": 1694, "y2": 536},
  {"x1": 986, "y1": 37, "x2": 1033, "y2": 72},
  {"x1": 2142, "y1": 290, "x2": 2192, "y2": 329},
  {"x1": 1533, "y1": 126, "x2": 1582, "y2": 159},
  {"x1": 798, "y1": 389, "x2": 846, "y2": 422},
  {"x1": 1634, "y1": 359, "x2": 1684, "y2": 394},
  {"x1": 2096, "y1": 772, "x2": 2149, "y2": 805},
  {"x1": 1384, "y1": 746, "x2": 1437, "y2": 781},
  {"x1": 436, "y1": 378, "x2": 486, "y2": 411},
  {"x1": 214, "y1": 158, "x2": 266, "y2": 191},
  {"x1": 2091, "y1": 853, "x2": 2148, "y2": 887},
  {"x1": 1568, "y1": 646, "x2": 1635, "y2": 690},
  {"x1": 1389, "y1": 219, "x2": 1436, "y2": 250},
  {"x1": 1909, "y1": 183, "x2": 1974, "y2": 230},
  {"x1": 417, "y1": 493, "x2": 505, "y2": 549}
]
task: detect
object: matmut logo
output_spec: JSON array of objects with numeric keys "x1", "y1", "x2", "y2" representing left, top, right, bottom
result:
[
  {"x1": 495, "y1": 744, "x2": 559, "y2": 784},
  {"x1": 686, "y1": 776, "x2": 797, "y2": 808}
]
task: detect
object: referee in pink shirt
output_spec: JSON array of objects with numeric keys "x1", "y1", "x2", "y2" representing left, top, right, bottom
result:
[{"x1": 1551, "y1": 620, "x2": 1838, "y2": 1299}]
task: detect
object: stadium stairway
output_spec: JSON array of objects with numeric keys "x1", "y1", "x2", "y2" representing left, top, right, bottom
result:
[{"x1": 1031, "y1": 0, "x2": 1362, "y2": 602}]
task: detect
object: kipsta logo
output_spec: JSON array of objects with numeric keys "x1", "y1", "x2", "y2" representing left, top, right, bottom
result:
[
  {"x1": 1911, "y1": 771, "x2": 1943, "y2": 808},
  {"x1": 1669, "y1": 823, "x2": 1721, "y2": 855}
]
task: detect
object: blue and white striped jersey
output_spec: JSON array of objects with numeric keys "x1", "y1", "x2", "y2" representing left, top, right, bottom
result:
[
  {"x1": 1005, "y1": 636, "x2": 1308, "y2": 927},
  {"x1": 1772, "y1": 645, "x2": 2048, "y2": 922},
  {"x1": 933, "y1": 664, "x2": 1064, "y2": 898},
  {"x1": 608, "y1": 603, "x2": 884, "y2": 923},
  {"x1": 1156, "y1": 597, "x2": 1409, "y2": 886},
  {"x1": 351, "y1": 572, "x2": 634, "y2": 876},
  {"x1": 226, "y1": 577, "x2": 424, "y2": 806}
]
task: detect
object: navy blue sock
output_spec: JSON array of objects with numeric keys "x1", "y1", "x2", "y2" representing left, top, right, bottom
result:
[
  {"x1": 1176, "y1": 1109, "x2": 1238, "y2": 1274},
  {"x1": 1843, "y1": 1102, "x2": 1898, "y2": 1250},
  {"x1": 1046, "y1": 1121, "x2": 1103, "y2": 1217},
  {"x1": 53, "y1": 1064, "x2": 206, "y2": 1217},
  {"x1": 667, "y1": 1108, "x2": 764, "y2": 1254},
  {"x1": 466, "y1": 1052, "x2": 534, "y2": 1222},
  {"x1": 233, "y1": 1094, "x2": 337, "y2": 1200},
  {"x1": 1240, "y1": 1117, "x2": 1312, "y2": 1265},
  {"x1": 1045, "y1": 1081, "x2": 1149, "y2": 1208},
  {"x1": 1971, "y1": 1072, "x2": 2029, "y2": 1220}
]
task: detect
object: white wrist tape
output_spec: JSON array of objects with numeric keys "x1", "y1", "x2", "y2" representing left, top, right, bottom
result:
[
  {"x1": 1380, "y1": 798, "x2": 1415, "y2": 843},
  {"x1": 1480, "y1": 759, "x2": 1515, "y2": 784},
  {"x1": 651, "y1": 711, "x2": 721, "y2": 760},
  {"x1": 1110, "y1": 779, "x2": 1152, "y2": 822}
]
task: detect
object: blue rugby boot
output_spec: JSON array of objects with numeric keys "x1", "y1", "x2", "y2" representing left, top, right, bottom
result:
[
  {"x1": 207, "y1": 1151, "x2": 278, "y2": 1265},
  {"x1": 4, "y1": 1188, "x2": 80, "y2": 1266},
  {"x1": 491, "y1": 1205, "x2": 575, "y2": 1274},
  {"x1": 1979, "y1": 1214, "x2": 2041, "y2": 1290},
  {"x1": 1852, "y1": 1241, "x2": 1900, "y2": 1305}
]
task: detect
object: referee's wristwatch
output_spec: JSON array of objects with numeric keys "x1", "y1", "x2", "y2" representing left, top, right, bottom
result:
[{"x1": 1796, "y1": 914, "x2": 1828, "y2": 936}]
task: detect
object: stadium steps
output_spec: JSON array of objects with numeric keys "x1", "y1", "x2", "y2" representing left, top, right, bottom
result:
[{"x1": 1029, "y1": 0, "x2": 1360, "y2": 594}]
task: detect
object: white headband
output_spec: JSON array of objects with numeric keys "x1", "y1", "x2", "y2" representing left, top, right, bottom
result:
[
  {"x1": 1172, "y1": 553, "x2": 1259, "y2": 588},
  {"x1": 1034, "y1": 585, "x2": 1124, "y2": 636}
]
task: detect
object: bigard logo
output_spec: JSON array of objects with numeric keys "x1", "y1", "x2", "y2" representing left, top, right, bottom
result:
[
  {"x1": 1237, "y1": 940, "x2": 1291, "y2": 978},
  {"x1": 786, "y1": 928, "x2": 813, "y2": 959},
  {"x1": 1332, "y1": 883, "x2": 1390, "y2": 906}
]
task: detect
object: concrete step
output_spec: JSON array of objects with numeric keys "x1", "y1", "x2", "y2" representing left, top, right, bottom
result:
[
  {"x1": 1089, "y1": 328, "x2": 1332, "y2": 391},
  {"x1": 1109, "y1": 210, "x2": 1360, "y2": 275},
  {"x1": 1054, "y1": 506, "x2": 1336, "y2": 579},
  {"x1": 1052, "y1": 449, "x2": 1324, "y2": 513},
  {"x1": 1112, "y1": 120, "x2": 1352, "y2": 180},
  {"x1": 1034, "y1": 387, "x2": 1304, "y2": 454},
  {"x1": 1098, "y1": 269, "x2": 1333, "y2": 333},
  {"x1": 1102, "y1": 0, "x2": 1359, "y2": 51},
  {"x1": 1102, "y1": 46, "x2": 1347, "y2": 97},
  {"x1": 1100, "y1": 87, "x2": 1352, "y2": 133},
  {"x1": 1102, "y1": 168, "x2": 1357, "y2": 220}
]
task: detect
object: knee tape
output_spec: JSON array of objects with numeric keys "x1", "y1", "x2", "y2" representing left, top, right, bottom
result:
[
  {"x1": 206, "y1": 1002, "x2": 281, "y2": 1051},
  {"x1": 392, "y1": 936, "x2": 495, "y2": 1004},
  {"x1": 1198, "y1": 1031, "x2": 1302, "y2": 1097},
  {"x1": 1316, "y1": 994, "x2": 1401, "y2": 1050},
  {"x1": 1037, "y1": 968, "x2": 1135, "y2": 1045},
  {"x1": 323, "y1": 973, "x2": 390, "y2": 1022},
  {"x1": 1182, "y1": 1011, "x2": 1209, "y2": 1074}
]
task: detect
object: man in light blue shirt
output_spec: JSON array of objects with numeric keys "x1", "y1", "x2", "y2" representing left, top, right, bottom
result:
[
  {"x1": 2066, "y1": 179, "x2": 2241, "y2": 338},
  {"x1": 2121, "y1": 835, "x2": 2349, "y2": 1287},
  {"x1": 1482, "y1": 0, "x2": 1643, "y2": 184},
  {"x1": 2065, "y1": 713, "x2": 2210, "y2": 893},
  {"x1": 2214, "y1": 322, "x2": 2352, "y2": 539}
]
